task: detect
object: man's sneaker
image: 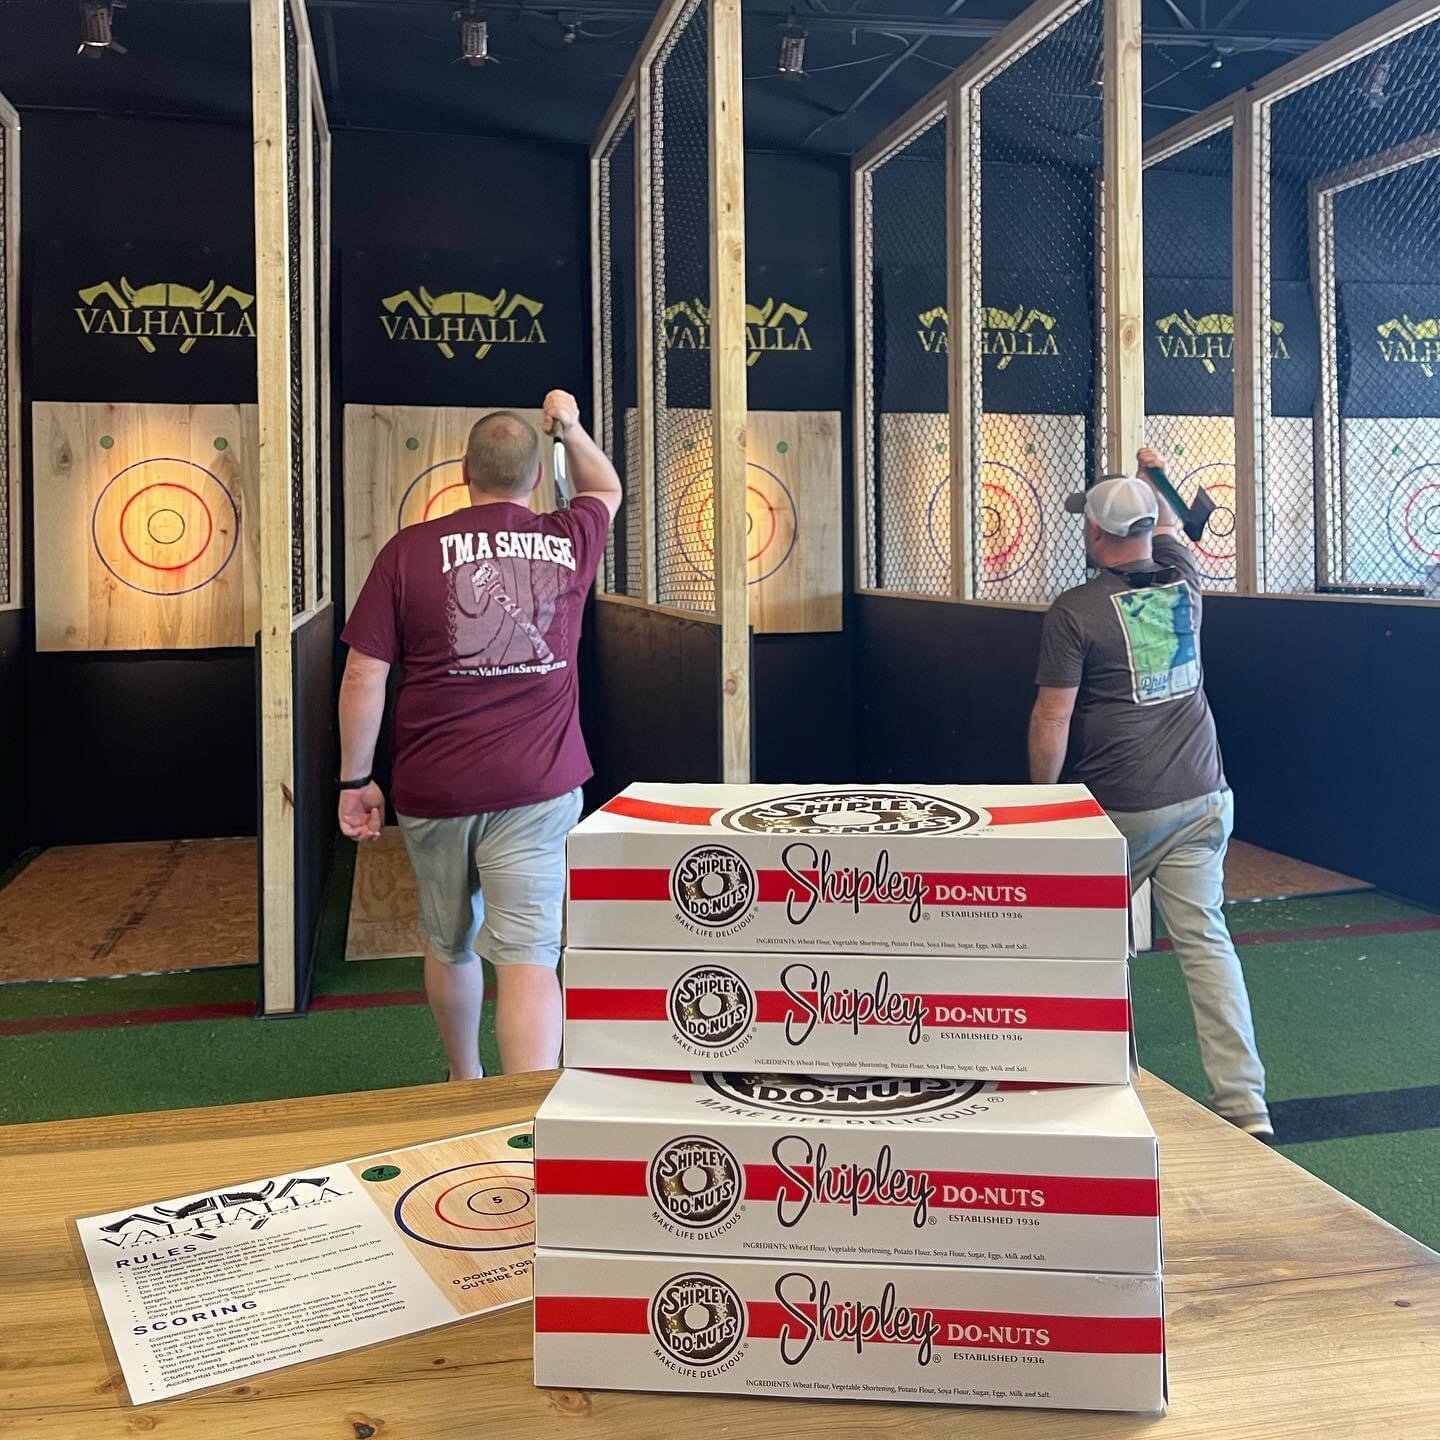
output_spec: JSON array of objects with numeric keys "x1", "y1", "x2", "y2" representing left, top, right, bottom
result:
[{"x1": 1226, "y1": 1112, "x2": 1275, "y2": 1144}]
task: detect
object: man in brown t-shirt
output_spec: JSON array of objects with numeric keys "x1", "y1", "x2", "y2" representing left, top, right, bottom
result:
[
  {"x1": 337, "y1": 390, "x2": 619, "y2": 1080},
  {"x1": 1029, "y1": 448, "x2": 1269, "y2": 1140}
]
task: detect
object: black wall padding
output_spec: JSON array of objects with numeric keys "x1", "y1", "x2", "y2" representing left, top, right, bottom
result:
[
  {"x1": 289, "y1": 605, "x2": 336, "y2": 1012},
  {"x1": 27, "y1": 650, "x2": 257, "y2": 845},
  {"x1": 588, "y1": 600, "x2": 721, "y2": 803},
  {"x1": 854, "y1": 595, "x2": 1043, "y2": 785},
  {"x1": 1203, "y1": 597, "x2": 1440, "y2": 909},
  {"x1": 753, "y1": 632, "x2": 855, "y2": 783},
  {"x1": 0, "y1": 609, "x2": 27, "y2": 867}
]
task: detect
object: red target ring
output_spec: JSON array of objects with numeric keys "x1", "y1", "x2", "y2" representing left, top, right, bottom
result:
[
  {"x1": 675, "y1": 461, "x2": 799, "y2": 584},
  {"x1": 432, "y1": 1173, "x2": 536, "y2": 1233},
  {"x1": 692, "y1": 485, "x2": 779, "y2": 564},
  {"x1": 1402, "y1": 482, "x2": 1440, "y2": 560},
  {"x1": 422, "y1": 481, "x2": 471, "y2": 522},
  {"x1": 926, "y1": 460, "x2": 1043, "y2": 583},
  {"x1": 117, "y1": 483, "x2": 214, "y2": 573}
]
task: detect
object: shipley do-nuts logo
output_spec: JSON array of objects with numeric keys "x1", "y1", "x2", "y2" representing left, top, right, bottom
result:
[
  {"x1": 668, "y1": 966, "x2": 755, "y2": 1050},
  {"x1": 706, "y1": 1073, "x2": 988, "y2": 1117},
  {"x1": 670, "y1": 845, "x2": 756, "y2": 931},
  {"x1": 649, "y1": 1271, "x2": 746, "y2": 1367},
  {"x1": 721, "y1": 790, "x2": 978, "y2": 836},
  {"x1": 648, "y1": 1135, "x2": 744, "y2": 1229}
]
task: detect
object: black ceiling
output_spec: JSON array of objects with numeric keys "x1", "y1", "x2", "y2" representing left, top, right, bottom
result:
[{"x1": 0, "y1": 0, "x2": 1402, "y2": 154}]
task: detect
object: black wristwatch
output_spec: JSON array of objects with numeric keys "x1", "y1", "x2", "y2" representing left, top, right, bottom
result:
[{"x1": 338, "y1": 774, "x2": 373, "y2": 791}]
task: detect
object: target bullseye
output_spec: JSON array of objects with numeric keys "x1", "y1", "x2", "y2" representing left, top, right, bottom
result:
[
  {"x1": 91, "y1": 458, "x2": 240, "y2": 597},
  {"x1": 1173, "y1": 461, "x2": 1237, "y2": 584},
  {"x1": 676, "y1": 462, "x2": 799, "y2": 584},
  {"x1": 926, "y1": 460, "x2": 1043, "y2": 583},
  {"x1": 393, "y1": 1161, "x2": 535, "y2": 1252}
]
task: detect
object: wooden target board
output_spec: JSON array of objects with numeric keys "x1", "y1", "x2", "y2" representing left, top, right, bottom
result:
[
  {"x1": 347, "y1": 1124, "x2": 535, "y2": 1315},
  {"x1": 650, "y1": 408, "x2": 842, "y2": 632},
  {"x1": 32, "y1": 402, "x2": 259, "y2": 651},
  {"x1": 344, "y1": 404, "x2": 560, "y2": 612}
]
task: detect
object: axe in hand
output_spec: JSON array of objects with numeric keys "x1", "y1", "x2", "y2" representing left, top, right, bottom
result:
[{"x1": 1141, "y1": 463, "x2": 1215, "y2": 544}]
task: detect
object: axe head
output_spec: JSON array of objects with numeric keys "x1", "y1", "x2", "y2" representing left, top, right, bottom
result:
[{"x1": 1183, "y1": 486, "x2": 1216, "y2": 543}]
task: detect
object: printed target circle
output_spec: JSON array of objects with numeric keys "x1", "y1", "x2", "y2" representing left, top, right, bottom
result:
[
  {"x1": 1385, "y1": 462, "x2": 1440, "y2": 572},
  {"x1": 676, "y1": 462, "x2": 799, "y2": 585},
  {"x1": 926, "y1": 461, "x2": 1044, "y2": 583},
  {"x1": 396, "y1": 459, "x2": 472, "y2": 531},
  {"x1": 1178, "y1": 461, "x2": 1237, "y2": 584},
  {"x1": 91, "y1": 457, "x2": 241, "y2": 597},
  {"x1": 392, "y1": 1160, "x2": 535, "y2": 1253}
]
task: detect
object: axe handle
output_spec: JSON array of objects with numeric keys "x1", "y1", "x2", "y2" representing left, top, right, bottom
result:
[{"x1": 550, "y1": 422, "x2": 571, "y2": 509}]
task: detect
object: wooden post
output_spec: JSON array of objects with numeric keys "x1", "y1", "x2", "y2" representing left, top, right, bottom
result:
[
  {"x1": 709, "y1": 0, "x2": 750, "y2": 781},
  {"x1": 0, "y1": 92, "x2": 19, "y2": 614},
  {"x1": 947, "y1": 85, "x2": 977, "y2": 599},
  {"x1": 250, "y1": 0, "x2": 299, "y2": 1013},
  {"x1": 1102, "y1": 0, "x2": 1145, "y2": 474},
  {"x1": 852, "y1": 165, "x2": 874, "y2": 589},
  {"x1": 1231, "y1": 99, "x2": 1264, "y2": 595}
]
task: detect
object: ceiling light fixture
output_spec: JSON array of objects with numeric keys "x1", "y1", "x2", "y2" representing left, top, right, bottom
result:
[
  {"x1": 77, "y1": 1, "x2": 126, "y2": 59},
  {"x1": 454, "y1": 4, "x2": 496, "y2": 67},
  {"x1": 778, "y1": 13, "x2": 807, "y2": 78}
]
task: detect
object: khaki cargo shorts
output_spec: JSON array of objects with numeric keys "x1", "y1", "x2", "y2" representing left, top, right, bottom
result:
[{"x1": 396, "y1": 787, "x2": 583, "y2": 967}]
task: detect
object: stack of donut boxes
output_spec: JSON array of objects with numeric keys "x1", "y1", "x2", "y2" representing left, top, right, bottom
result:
[{"x1": 533, "y1": 784, "x2": 1166, "y2": 1415}]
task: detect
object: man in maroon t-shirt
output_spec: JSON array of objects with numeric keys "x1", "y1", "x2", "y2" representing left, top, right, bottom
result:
[{"x1": 337, "y1": 390, "x2": 619, "y2": 1079}]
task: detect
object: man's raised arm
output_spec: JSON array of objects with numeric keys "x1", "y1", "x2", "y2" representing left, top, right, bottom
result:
[{"x1": 543, "y1": 388, "x2": 622, "y2": 518}]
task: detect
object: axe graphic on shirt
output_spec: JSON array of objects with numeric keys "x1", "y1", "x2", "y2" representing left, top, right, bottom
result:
[{"x1": 472, "y1": 560, "x2": 556, "y2": 665}]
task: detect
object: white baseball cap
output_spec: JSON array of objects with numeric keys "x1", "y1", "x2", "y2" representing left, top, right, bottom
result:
[{"x1": 1064, "y1": 475, "x2": 1159, "y2": 537}]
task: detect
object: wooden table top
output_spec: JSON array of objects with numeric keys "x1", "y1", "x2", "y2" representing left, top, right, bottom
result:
[{"x1": 2, "y1": 1071, "x2": 1435, "y2": 1439}]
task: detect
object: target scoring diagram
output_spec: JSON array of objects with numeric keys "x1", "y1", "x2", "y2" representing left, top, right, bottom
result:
[{"x1": 391, "y1": 1158, "x2": 537, "y2": 1254}]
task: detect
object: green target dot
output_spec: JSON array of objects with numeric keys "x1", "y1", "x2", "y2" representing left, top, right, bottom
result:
[
  {"x1": 1024, "y1": 443, "x2": 1036, "y2": 455},
  {"x1": 1174, "y1": 444, "x2": 1185, "y2": 456},
  {"x1": 361, "y1": 1165, "x2": 401, "y2": 1182},
  {"x1": 214, "y1": 437, "x2": 229, "y2": 451},
  {"x1": 935, "y1": 442, "x2": 948, "y2": 455},
  {"x1": 507, "y1": 1133, "x2": 534, "y2": 1150},
  {"x1": 776, "y1": 440, "x2": 790, "y2": 455},
  {"x1": 1392, "y1": 444, "x2": 1404, "y2": 456},
  {"x1": 406, "y1": 437, "x2": 420, "y2": 451},
  {"x1": 683, "y1": 439, "x2": 696, "y2": 453},
  {"x1": 99, "y1": 435, "x2": 114, "y2": 450}
]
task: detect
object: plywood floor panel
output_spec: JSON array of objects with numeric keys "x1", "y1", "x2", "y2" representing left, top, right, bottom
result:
[
  {"x1": 345, "y1": 829, "x2": 422, "y2": 961},
  {"x1": 1225, "y1": 840, "x2": 1369, "y2": 902},
  {"x1": 0, "y1": 839, "x2": 257, "y2": 982}
]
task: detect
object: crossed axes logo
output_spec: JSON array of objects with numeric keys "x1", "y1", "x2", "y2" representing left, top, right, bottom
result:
[
  {"x1": 915, "y1": 304, "x2": 1058, "y2": 367},
  {"x1": 380, "y1": 286, "x2": 547, "y2": 361},
  {"x1": 98, "y1": 1176, "x2": 335, "y2": 1239},
  {"x1": 664, "y1": 296, "x2": 812, "y2": 366},
  {"x1": 75, "y1": 277, "x2": 256, "y2": 354},
  {"x1": 1154, "y1": 310, "x2": 1289, "y2": 373},
  {"x1": 1376, "y1": 314, "x2": 1440, "y2": 377}
]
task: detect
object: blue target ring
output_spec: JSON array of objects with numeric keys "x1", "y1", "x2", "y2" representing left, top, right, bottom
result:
[
  {"x1": 1385, "y1": 461, "x2": 1440, "y2": 574},
  {"x1": 926, "y1": 460, "x2": 1044, "y2": 584},
  {"x1": 391, "y1": 1159, "x2": 535, "y2": 1254},
  {"x1": 675, "y1": 461, "x2": 799, "y2": 586}
]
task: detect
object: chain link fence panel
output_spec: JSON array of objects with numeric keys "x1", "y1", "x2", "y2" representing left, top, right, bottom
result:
[
  {"x1": 1144, "y1": 123, "x2": 1240, "y2": 592},
  {"x1": 651, "y1": 0, "x2": 715, "y2": 612},
  {"x1": 0, "y1": 115, "x2": 11, "y2": 608},
  {"x1": 1265, "y1": 15, "x2": 1440, "y2": 597}
]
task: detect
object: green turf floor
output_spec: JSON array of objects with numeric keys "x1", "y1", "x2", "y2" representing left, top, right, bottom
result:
[{"x1": 2, "y1": 845, "x2": 1436, "y2": 1250}]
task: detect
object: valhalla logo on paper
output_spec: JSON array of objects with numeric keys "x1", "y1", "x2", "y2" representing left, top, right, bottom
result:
[
  {"x1": 721, "y1": 789, "x2": 977, "y2": 836},
  {"x1": 1153, "y1": 309, "x2": 1289, "y2": 373},
  {"x1": 706, "y1": 1074, "x2": 988, "y2": 1117},
  {"x1": 915, "y1": 304, "x2": 1060, "y2": 367},
  {"x1": 664, "y1": 296, "x2": 812, "y2": 366},
  {"x1": 668, "y1": 965, "x2": 755, "y2": 1051},
  {"x1": 74, "y1": 278, "x2": 256, "y2": 354},
  {"x1": 379, "y1": 286, "x2": 547, "y2": 361},
  {"x1": 1376, "y1": 314, "x2": 1440, "y2": 376},
  {"x1": 648, "y1": 1135, "x2": 744, "y2": 1230},
  {"x1": 649, "y1": 1272, "x2": 746, "y2": 1368},
  {"x1": 670, "y1": 846, "x2": 756, "y2": 933},
  {"x1": 94, "y1": 1175, "x2": 345, "y2": 1247}
]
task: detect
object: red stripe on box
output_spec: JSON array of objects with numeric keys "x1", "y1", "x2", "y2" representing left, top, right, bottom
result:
[
  {"x1": 568, "y1": 869, "x2": 1130, "y2": 909},
  {"x1": 564, "y1": 988, "x2": 1130, "y2": 1032},
  {"x1": 534, "y1": 1295, "x2": 1163, "y2": 1354},
  {"x1": 597, "y1": 796, "x2": 1108, "y2": 829},
  {"x1": 985, "y1": 798, "x2": 1106, "y2": 825},
  {"x1": 534, "y1": 1159, "x2": 1159, "y2": 1218}
]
